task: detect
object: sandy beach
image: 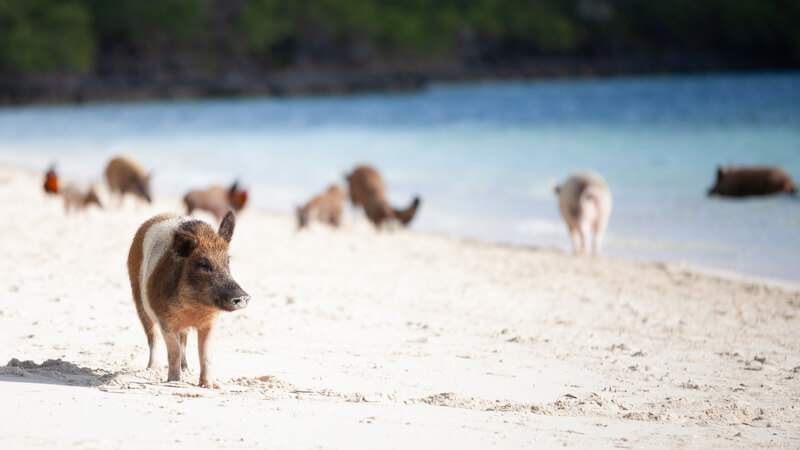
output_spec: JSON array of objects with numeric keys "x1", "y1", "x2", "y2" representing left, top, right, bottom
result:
[{"x1": 1, "y1": 163, "x2": 798, "y2": 449}]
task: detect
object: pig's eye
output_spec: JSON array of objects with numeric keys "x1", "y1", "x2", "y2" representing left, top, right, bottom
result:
[{"x1": 197, "y1": 258, "x2": 213, "y2": 272}]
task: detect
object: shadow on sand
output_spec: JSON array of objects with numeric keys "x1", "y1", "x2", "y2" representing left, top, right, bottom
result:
[{"x1": 0, "y1": 358, "x2": 122, "y2": 387}]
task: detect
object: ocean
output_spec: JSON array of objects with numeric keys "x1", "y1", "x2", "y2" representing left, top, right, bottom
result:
[{"x1": 1, "y1": 72, "x2": 798, "y2": 280}]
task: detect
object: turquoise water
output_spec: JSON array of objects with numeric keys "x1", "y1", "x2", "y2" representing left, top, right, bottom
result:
[{"x1": 1, "y1": 72, "x2": 799, "y2": 280}]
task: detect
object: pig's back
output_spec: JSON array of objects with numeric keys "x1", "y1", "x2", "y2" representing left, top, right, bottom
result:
[
  {"x1": 726, "y1": 167, "x2": 795, "y2": 196},
  {"x1": 185, "y1": 187, "x2": 228, "y2": 210},
  {"x1": 558, "y1": 171, "x2": 610, "y2": 222},
  {"x1": 348, "y1": 166, "x2": 385, "y2": 204},
  {"x1": 60, "y1": 183, "x2": 83, "y2": 201},
  {"x1": 128, "y1": 214, "x2": 190, "y2": 320},
  {"x1": 106, "y1": 157, "x2": 145, "y2": 190},
  {"x1": 141, "y1": 216, "x2": 191, "y2": 286}
]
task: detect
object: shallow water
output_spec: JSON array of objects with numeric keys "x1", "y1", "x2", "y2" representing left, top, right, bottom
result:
[{"x1": 1, "y1": 72, "x2": 798, "y2": 280}]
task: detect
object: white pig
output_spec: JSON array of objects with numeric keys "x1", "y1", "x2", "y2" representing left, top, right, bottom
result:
[{"x1": 555, "y1": 171, "x2": 612, "y2": 256}]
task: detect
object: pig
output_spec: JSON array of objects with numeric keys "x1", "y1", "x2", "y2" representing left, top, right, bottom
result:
[
  {"x1": 555, "y1": 171, "x2": 613, "y2": 256},
  {"x1": 296, "y1": 184, "x2": 347, "y2": 229},
  {"x1": 43, "y1": 165, "x2": 59, "y2": 195},
  {"x1": 105, "y1": 156, "x2": 152, "y2": 205},
  {"x1": 708, "y1": 166, "x2": 797, "y2": 197},
  {"x1": 61, "y1": 183, "x2": 103, "y2": 213},
  {"x1": 127, "y1": 211, "x2": 250, "y2": 388},
  {"x1": 184, "y1": 181, "x2": 249, "y2": 223},
  {"x1": 345, "y1": 165, "x2": 421, "y2": 228}
]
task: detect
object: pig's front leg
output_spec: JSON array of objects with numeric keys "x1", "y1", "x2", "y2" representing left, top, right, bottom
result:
[
  {"x1": 198, "y1": 324, "x2": 219, "y2": 389},
  {"x1": 179, "y1": 329, "x2": 189, "y2": 371},
  {"x1": 569, "y1": 226, "x2": 582, "y2": 255},
  {"x1": 163, "y1": 330, "x2": 184, "y2": 383}
]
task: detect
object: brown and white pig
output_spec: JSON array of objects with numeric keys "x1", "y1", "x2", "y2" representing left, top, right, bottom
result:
[
  {"x1": 708, "y1": 166, "x2": 797, "y2": 197},
  {"x1": 127, "y1": 211, "x2": 250, "y2": 388},
  {"x1": 555, "y1": 171, "x2": 613, "y2": 256},
  {"x1": 61, "y1": 183, "x2": 103, "y2": 213},
  {"x1": 105, "y1": 156, "x2": 152, "y2": 204},
  {"x1": 296, "y1": 184, "x2": 347, "y2": 229},
  {"x1": 345, "y1": 165, "x2": 421, "y2": 228},
  {"x1": 184, "y1": 181, "x2": 248, "y2": 223}
]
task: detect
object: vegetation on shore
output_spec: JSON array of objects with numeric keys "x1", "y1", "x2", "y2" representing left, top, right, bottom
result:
[{"x1": 0, "y1": 0, "x2": 797, "y2": 102}]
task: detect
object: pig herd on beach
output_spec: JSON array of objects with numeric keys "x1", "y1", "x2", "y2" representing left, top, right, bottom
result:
[
  {"x1": 40, "y1": 155, "x2": 796, "y2": 387},
  {"x1": 43, "y1": 156, "x2": 428, "y2": 387}
]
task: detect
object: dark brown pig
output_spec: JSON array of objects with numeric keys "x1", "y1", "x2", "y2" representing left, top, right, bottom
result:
[{"x1": 708, "y1": 166, "x2": 797, "y2": 197}]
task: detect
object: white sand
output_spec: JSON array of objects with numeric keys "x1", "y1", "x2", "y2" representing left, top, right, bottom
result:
[{"x1": 0, "y1": 164, "x2": 798, "y2": 449}]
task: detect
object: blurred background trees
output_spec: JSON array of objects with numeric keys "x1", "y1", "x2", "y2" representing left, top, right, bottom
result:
[
  {"x1": 0, "y1": 0, "x2": 93, "y2": 73},
  {"x1": 0, "y1": 0, "x2": 797, "y2": 98}
]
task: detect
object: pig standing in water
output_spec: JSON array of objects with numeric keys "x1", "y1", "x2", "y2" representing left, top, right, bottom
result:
[
  {"x1": 127, "y1": 211, "x2": 250, "y2": 388},
  {"x1": 105, "y1": 156, "x2": 152, "y2": 205},
  {"x1": 296, "y1": 184, "x2": 347, "y2": 229},
  {"x1": 708, "y1": 166, "x2": 797, "y2": 197},
  {"x1": 346, "y1": 165, "x2": 421, "y2": 228},
  {"x1": 555, "y1": 171, "x2": 613, "y2": 256}
]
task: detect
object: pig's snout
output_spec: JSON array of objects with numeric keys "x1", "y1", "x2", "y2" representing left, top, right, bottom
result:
[
  {"x1": 229, "y1": 294, "x2": 250, "y2": 310},
  {"x1": 217, "y1": 283, "x2": 250, "y2": 311}
]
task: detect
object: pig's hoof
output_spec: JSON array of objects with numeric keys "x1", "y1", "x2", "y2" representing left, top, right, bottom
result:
[
  {"x1": 200, "y1": 379, "x2": 220, "y2": 389},
  {"x1": 167, "y1": 373, "x2": 184, "y2": 383}
]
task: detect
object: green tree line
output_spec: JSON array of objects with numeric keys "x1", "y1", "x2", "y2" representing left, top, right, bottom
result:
[{"x1": 1, "y1": 0, "x2": 798, "y2": 75}]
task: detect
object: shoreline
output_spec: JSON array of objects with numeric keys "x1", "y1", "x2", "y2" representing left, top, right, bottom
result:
[
  {"x1": 2, "y1": 65, "x2": 797, "y2": 108},
  {"x1": 3, "y1": 160, "x2": 798, "y2": 289}
]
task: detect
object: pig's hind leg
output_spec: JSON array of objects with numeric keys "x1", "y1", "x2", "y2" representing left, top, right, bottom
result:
[
  {"x1": 570, "y1": 228, "x2": 582, "y2": 255},
  {"x1": 578, "y1": 220, "x2": 592, "y2": 256},
  {"x1": 134, "y1": 298, "x2": 162, "y2": 369},
  {"x1": 179, "y1": 329, "x2": 189, "y2": 371},
  {"x1": 145, "y1": 325, "x2": 162, "y2": 370},
  {"x1": 564, "y1": 221, "x2": 581, "y2": 255},
  {"x1": 591, "y1": 202, "x2": 611, "y2": 257},
  {"x1": 592, "y1": 222, "x2": 606, "y2": 257}
]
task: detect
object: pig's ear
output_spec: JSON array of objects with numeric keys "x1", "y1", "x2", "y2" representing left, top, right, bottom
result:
[
  {"x1": 174, "y1": 229, "x2": 198, "y2": 257},
  {"x1": 219, "y1": 210, "x2": 235, "y2": 243}
]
